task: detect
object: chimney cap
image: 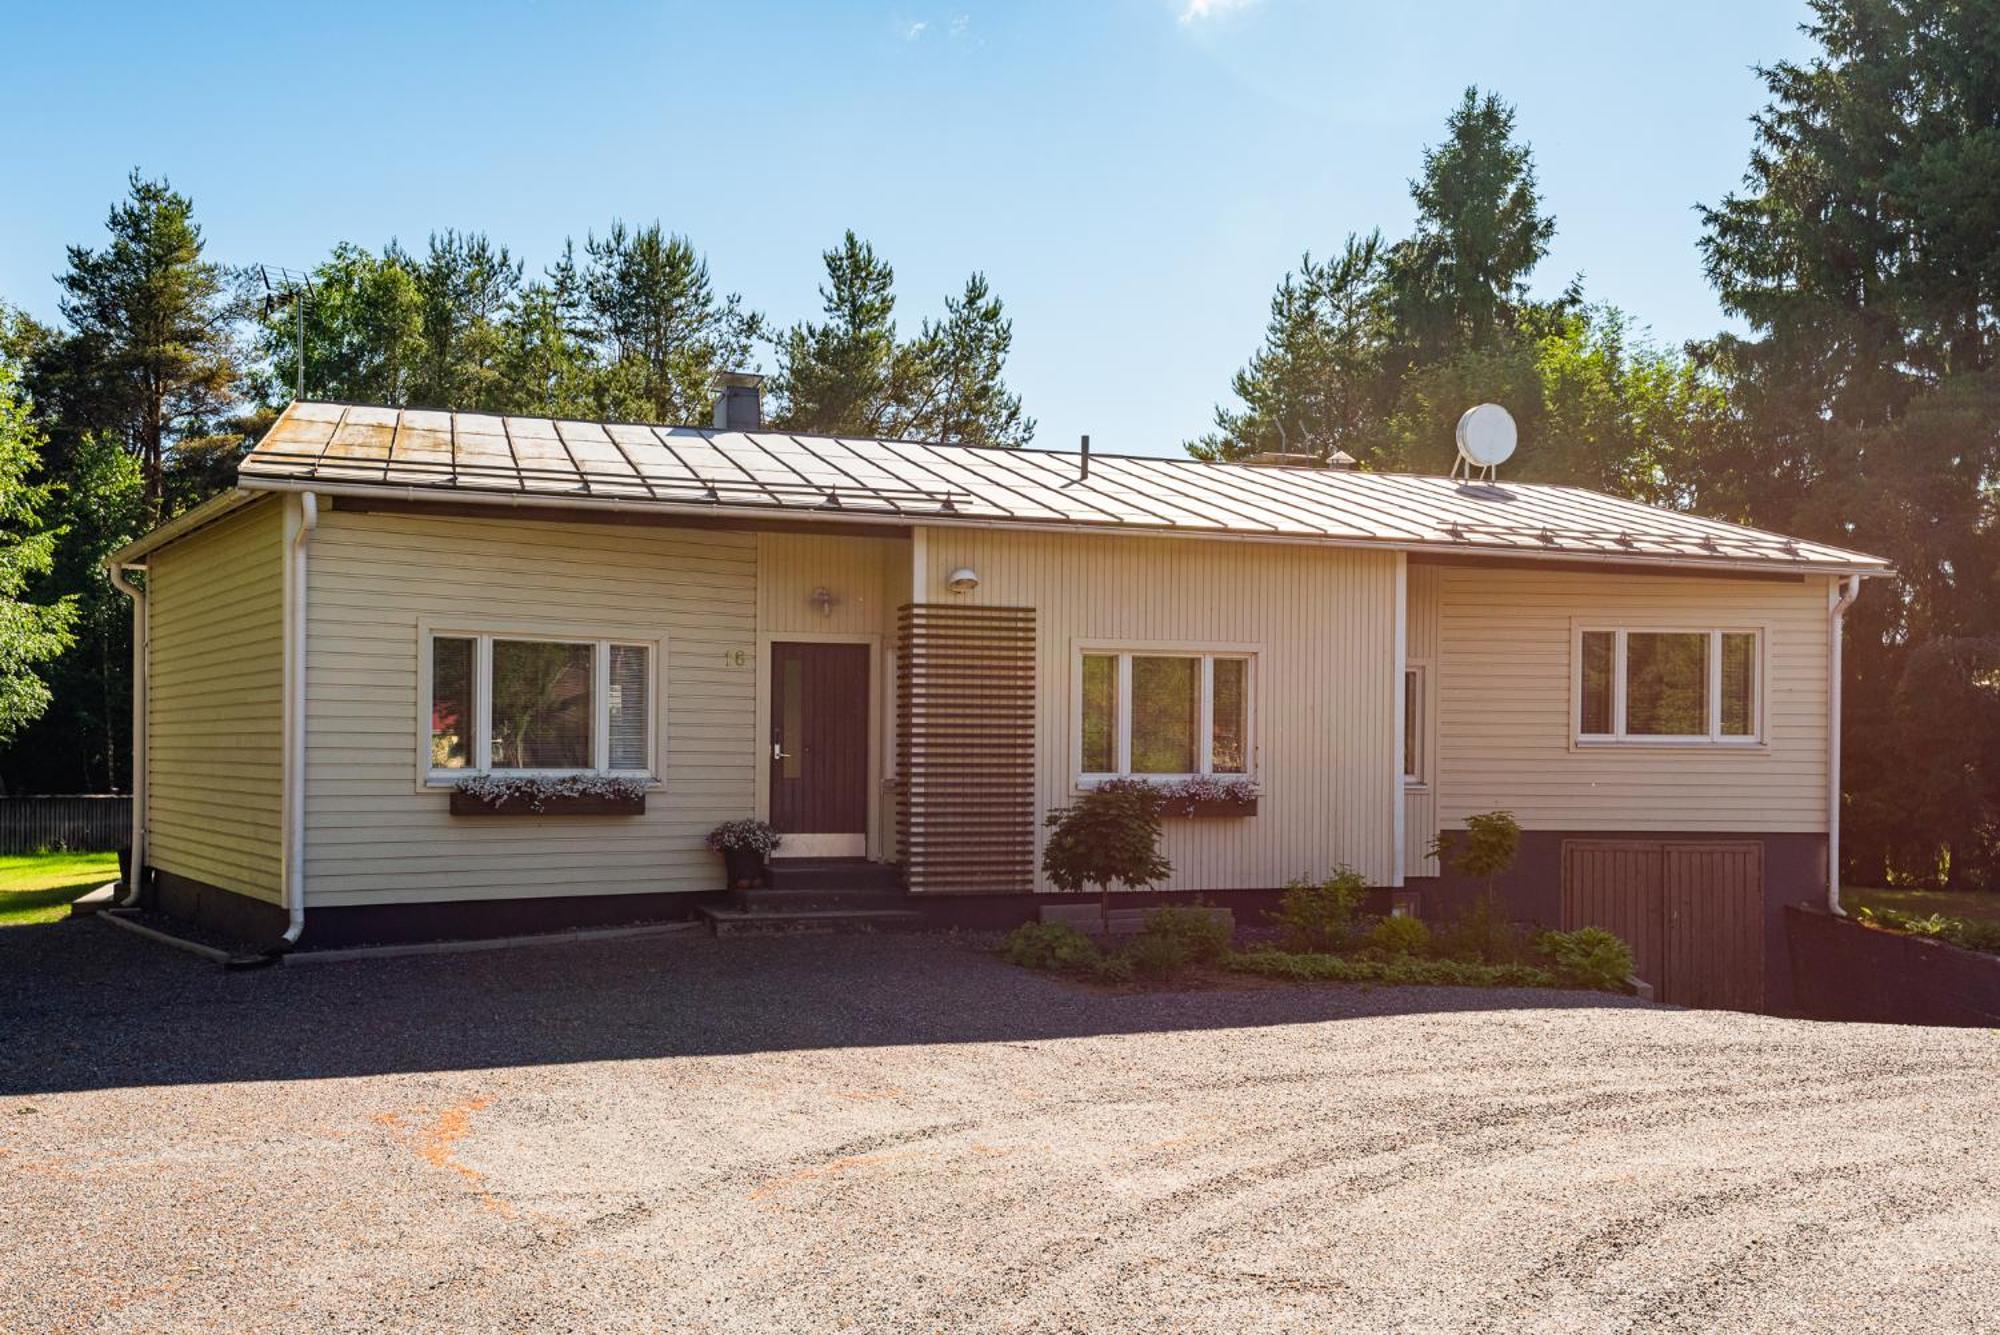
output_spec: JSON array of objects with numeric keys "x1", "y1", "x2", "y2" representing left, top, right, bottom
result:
[{"x1": 707, "y1": 369, "x2": 765, "y2": 392}]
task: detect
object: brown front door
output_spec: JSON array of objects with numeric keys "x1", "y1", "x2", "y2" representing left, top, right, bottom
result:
[
  {"x1": 770, "y1": 642, "x2": 870, "y2": 851},
  {"x1": 1561, "y1": 839, "x2": 1766, "y2": 1010}
]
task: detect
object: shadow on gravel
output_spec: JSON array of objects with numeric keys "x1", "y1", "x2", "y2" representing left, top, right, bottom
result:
[{"x1": 0, "y1": 918, "x2": 1653, "y2": 1096}]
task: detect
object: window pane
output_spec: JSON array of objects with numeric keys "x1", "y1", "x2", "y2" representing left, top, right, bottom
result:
[
  {"x1": 1130, "y1": 656, "x2": 1198, "y2": 773},
  {"x1": 1403, "y1": 667, "x2": 1421, "y2": 780},
  {"x1": 490, "y1": 640, "x2": 593, "y2": 768},
  {"x1": 608, "y1": 645, "x2": 650, "y2": 770},
  {"x1": 1211, "y1": 658, "x2": 1248, "y2": 773},
  {"x1": 1721, "y1": 633, "x2": 1757, "y2": 736},
  {"x1": 1080, "y1": 654, "x2": 1118, "y2": 772},
  {"x1": 1625, "y1": 632, "x2": 1708, "y2": 736},
  {"x1": 430, "y1": 637, "x2": 475, "y2": 769},
  {"x1": 1580, "y1": 632, "x2": 1614, "y2": 735}
]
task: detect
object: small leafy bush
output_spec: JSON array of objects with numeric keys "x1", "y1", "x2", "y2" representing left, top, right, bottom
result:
[
  {"x1": 1139, "y1": 904, "x2": 1233, "y2": 964},
  {"x1": 1271, "y1": 867, "x2": 1369, "y2": 952},
  {"x1": 1091, "y1": 952, "x2": 1137, "y2": 984},
  {"x1": 1367, "y1": 913, "x2": 1432, "y2": 958},
  {"x1": 999, "y1": 921, "x2": 1102, "y2": 973},
  {"x1": 1127, "y1": 930, "x2": 1191, "y2": 981},
  {"x1": 1434, "y1": 893, "x2": 1531, "y2": 964},
  {"x1": 1536, "y1": 927, "x2": 1635, "y2": 992}
]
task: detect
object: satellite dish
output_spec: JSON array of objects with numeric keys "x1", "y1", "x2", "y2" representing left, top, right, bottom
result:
[{"x1": 1454, "y1": 404, "x2": 1517, "y2": 479}]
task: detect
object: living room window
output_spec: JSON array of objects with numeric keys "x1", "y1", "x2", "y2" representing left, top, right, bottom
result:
[
  {"x1": 1078, "y1": 647, "x2": 1254, "y2": 779},
  {"x1": 1576, "y1": 627, "x2": 1761, "y2": 744},
  {"x1": 426, "y1": 632, "x2": 656, "y2": 779}
]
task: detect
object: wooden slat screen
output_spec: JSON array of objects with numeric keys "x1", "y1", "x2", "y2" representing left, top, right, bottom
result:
[{"x1": 898, "y1": 604, "x2": 1036, "y2": 894}]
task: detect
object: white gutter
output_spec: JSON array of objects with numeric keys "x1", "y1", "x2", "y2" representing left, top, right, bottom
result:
[
  {"x1": 1827, "y1": 574, "x2": 1863, "y2": 915},
  {"x1": 233, "y1": 476, "x2": 1891, "y2": 582},
  {"x1": 281, "y1": 492, "x2": 318, "y2": 946},
  {"x1": 107, "y1": 563, "x2": 147, "y2": 907}
]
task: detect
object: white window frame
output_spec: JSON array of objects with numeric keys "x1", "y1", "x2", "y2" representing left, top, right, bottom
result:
[
  {"x1": 1072, "y1": 641, "x2": 1258, "y2": 785},
  {"x1": 418, "y1": 625, "x2": 665, "y2": 786},
  {"x1": 1572, "y1": 624, "x2": 1766, "y2": 747},
  {"x1": 1403, "y1": 662, "x2": 1428, "y2": 786}
]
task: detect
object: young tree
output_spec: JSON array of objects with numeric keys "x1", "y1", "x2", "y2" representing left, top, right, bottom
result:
[
  {"x1": 54, "y1": 171, "x2": 240, "y2": 520},
  {"x1": 1040, "y1": 780, "x2": 1172, "y2": 930}
]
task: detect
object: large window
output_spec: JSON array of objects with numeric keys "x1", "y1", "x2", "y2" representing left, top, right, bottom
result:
[
  {"x1": 427, "y1": 632, "x2": 656, "y2": 778},
  {"x1": 1576, "y1": 628, "x2": 1760, "y2": 744},
  {"x1": 1078, "y1": 648, "x2": 1253, "y2": 779}
]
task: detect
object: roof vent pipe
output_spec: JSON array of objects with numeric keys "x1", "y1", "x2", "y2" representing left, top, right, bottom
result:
[
  {"x1": 1079, "y1": 434, "x2": 1090, "y2": 480},
  {"x1": 710, "y1": 371, "x2": 764, "y2": 432}
]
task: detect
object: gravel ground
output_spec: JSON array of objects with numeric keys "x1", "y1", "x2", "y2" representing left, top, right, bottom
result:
[{"x1": 3, "y1": 919, "x2": 1996, "y2": 1333}]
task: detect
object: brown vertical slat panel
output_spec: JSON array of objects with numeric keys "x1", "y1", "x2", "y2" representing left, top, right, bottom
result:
[
  {"x1": 1662, "y1": 842, "x2": 1765, "y2": 1011},
  {"x1": 1562, "y1": 840, "x2": 1664, "y2": 989},
  {"x1": 898, "y1": 604, "x2": 1036, "y2": 893}
]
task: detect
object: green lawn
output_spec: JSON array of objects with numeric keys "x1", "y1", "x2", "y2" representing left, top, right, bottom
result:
[
  {"x1": 1843, "y1": 886, "x2": 2000, "y2": 925},
  {"x1": 0, "y1": 850, "x2": 120, "y2": 926}
]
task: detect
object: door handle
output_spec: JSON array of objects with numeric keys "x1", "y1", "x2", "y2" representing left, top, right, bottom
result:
[{"x1": 773, "y1": 742, "x2": 792, "y2": 761}]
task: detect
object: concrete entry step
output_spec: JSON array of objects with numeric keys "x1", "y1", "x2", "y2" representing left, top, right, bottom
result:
[
  {"x1": 764, "y1": 858, "x2": 903, "y2": 894},
  {"x1": 697, "y1": 905, "x2": 926, "y2": 937}
]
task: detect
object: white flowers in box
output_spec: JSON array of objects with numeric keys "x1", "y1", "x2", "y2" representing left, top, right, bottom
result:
[{"x1": 450, "y1": 773, "x2": 651, "y2": 815}]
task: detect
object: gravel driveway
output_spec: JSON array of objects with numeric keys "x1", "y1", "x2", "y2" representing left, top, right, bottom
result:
[{"x1": 3, "y1": 919, "x2": 1996, "y2": 1333}]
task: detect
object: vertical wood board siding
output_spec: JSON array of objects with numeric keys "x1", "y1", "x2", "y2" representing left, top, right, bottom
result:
[
  {"x1": 1433, "y1": 564, "x2": 1832, "y2": 833},
  {"x1": 303, "y1": 509, "x2": 757, "y2": 906},
  {"x1": 145, "y1": 500, "x2": 285, "y2": 901},
  {"x1": 916, "y1": 529, "x2": 1399, "y2": 890}
]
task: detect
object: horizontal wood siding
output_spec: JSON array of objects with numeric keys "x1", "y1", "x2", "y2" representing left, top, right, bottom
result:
[
  {"x1": 146, "y1": 500, "x2": 285, "y2": 901},
  {"x1": 917, "y1": 528, "x2": 1398, "y2": 891},
  {"x1": 304, "y1": 508, "x2": 757, "y2": 906},
  {"x1": 1434, "y1": 564, "x2": 1832, "y2": 833},
  {"x1": 1404, "y1": 561, "x2": 1441, "y2": 876},
  {"x1": 899, "y1": 604, "x2": 1038, "y2": 892}
]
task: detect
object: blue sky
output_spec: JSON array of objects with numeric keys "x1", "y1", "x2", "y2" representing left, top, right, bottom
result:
[{"x1": 4, "y1": 1, "x2": 1812, "y2": 457}]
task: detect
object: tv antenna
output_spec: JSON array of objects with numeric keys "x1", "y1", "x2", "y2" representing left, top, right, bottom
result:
[
  {"x1": 257, "y1": 265, "x2": 316, "y2": 403},
  {"x1": 1451, "y1": 403, "x2": 1517, "y2": 483}
]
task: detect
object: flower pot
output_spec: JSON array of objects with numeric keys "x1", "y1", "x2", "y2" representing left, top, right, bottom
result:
[
  {"x1": 449, "y1": 790, "x2": 646, "y2": 816},
  {"x1": 1164, "y1": 797, "x2": 1259, "y2": 819},
  {"x1": 722, "y1": 846, "x2": 768, "y2": 889}
]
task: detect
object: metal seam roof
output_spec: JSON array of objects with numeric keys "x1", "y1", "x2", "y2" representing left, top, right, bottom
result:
[{"x1": 233, "y1": 401, "x2": 1893, "y2": 575}]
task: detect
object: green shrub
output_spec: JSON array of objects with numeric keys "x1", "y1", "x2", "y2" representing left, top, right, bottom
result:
[
  {"x1": 1222, "y1": 947, "x2": 1558, "y2": 990},
  {"x1": 1535, "y1": 927, "x2": 1635, "y2": 992},
  {"x1": 1367, "y1": 913, "x2": 1432, "y2": 958},
  {"x1": 1127, "y1": 931, "x2": 1191, "y2": 981},
  {"x1": 1271, "y1": 867, "x2": 1369, "y2": 952},
  {"x1": 1139, "y1": 904, "x2": 1233, "y2": 964},
  {"x1": 1855, "y1": 906, "x2": 2000, "y2": 956},
  {"x1": 999, "y1": 921, "x2": 1102, "y2": 973},
  {"x1": 1091, "y1": 952, "x2": 1137, "y2": 984}
]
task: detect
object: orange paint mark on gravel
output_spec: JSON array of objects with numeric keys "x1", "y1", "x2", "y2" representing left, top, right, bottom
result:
[
  {"x1": 375, "y1": 1097, "x2": 517, "y2": 1219},
  {"x1": 748, "y1": 1150, "x2": 924, "y2": 1202}
]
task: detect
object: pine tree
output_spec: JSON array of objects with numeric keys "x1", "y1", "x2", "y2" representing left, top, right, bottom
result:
[
  {"x1": 55, "y1": 171, "x2": 239, "y2": 520},
  {"x1": 770, "y1": 231, "x2": 903, "y2": 436},
  {"x1": 580, "y1": 222, "x2": 760, "y2": 425},
  {"x1": 902, "y1": 273, "x2": 1034, "y2": 447},
  {"x1": 404, "y1": 230, "x2": 522, "y2": 412}
]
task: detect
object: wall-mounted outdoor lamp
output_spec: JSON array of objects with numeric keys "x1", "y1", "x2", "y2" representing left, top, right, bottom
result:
[
  {"x1": 811, "y1": 586, "x2": 838, "y2": 617},
  {"x1": 946, "y1": 567, "x2": 980, "y2": 594}
]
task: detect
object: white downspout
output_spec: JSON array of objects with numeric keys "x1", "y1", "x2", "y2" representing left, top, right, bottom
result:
[
  {"x1": 1827, "y1": 574, "x2": 1862, "y2": 916},
  {"x1": 108, "y1": 563, "x2": 147, "y2": 907},
  {"x1": 282, "y1": 492, "x2": 318, "y2": 946}
]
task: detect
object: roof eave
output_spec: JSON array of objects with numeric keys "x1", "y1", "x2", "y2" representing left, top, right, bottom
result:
[{"x1": 104, "y1": 488, "x2": 265, "y2": 569}]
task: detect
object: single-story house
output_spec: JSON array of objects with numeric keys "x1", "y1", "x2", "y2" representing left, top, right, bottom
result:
[{"x1": 107, "y1": 385, "x2": 1889, "y2": 1008}]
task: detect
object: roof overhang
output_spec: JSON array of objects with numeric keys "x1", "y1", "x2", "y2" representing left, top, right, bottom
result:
[{"x1": 104, "y1": 488, "x2": 266, "y2": 569}]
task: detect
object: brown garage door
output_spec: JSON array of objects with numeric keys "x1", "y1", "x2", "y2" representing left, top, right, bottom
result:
[{"x1": 1561, "y1": 840, "x2": 1765, "y2": 1010}]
